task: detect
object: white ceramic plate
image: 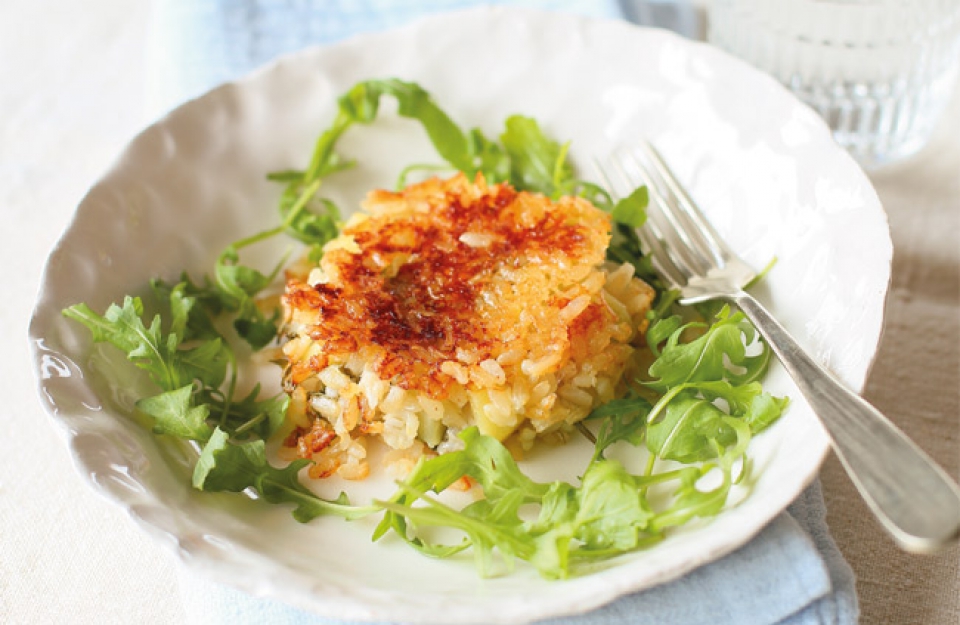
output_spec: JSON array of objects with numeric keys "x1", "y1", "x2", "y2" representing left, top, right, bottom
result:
[{"x1": 29, "y1": 7, "x2": 891, "y2": 624}]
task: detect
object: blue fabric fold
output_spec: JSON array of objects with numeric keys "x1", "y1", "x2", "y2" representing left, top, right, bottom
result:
[{"x1": 148, "y1": 2, "x2": 859, "y2": 623}]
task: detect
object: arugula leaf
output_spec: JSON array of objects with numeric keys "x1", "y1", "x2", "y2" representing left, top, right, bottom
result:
[
  {"x1": 610, "y1": 185, "x2": 649, "y2": 228},
  {"x1": 324, "y1": 79, "x2": 474, "y2": 176},
  {"x1": 377, "y1": 80, "x2": 474, "y2": 173},
  {"x1": 692, "y1": 380, "x2": 762, "y2": 413},
  {"x1": 378, "y1": 482, "x2": 533, "y2": 576},
  {"x1": 606, "y1": 222, "x2": 648, "y2": 274},
  {"x1": 63, "y1": 297, "x2": 183, "y2": 392},
  {"x1": 211, "y1": 247, "x2": 282, "y2": 350},
  {"x1": 151, "y1": 277, "x2": 223, "y2": 341},
  {"x1": 270, "y1": 78, "x2": 477, "y2": 255},
  {"x1": 649, "y1": 467, "x2": 730, "y2": 532},
  {"x1": 391, "y1": 427, "x2": 548, "y2": 505},
  {"x1": 649, "y1": 416, "x2": 751, "y2": 531},
  {"x1": 378, "y1": 429, "x2": 663, "y2": 579},
  {"x1": 178, "y1": 338, "x2": 231, "y2": 389},
  {"x1": 374, "y1": 427, "x2": 549, "y2": 547},
  {"x1": 467, "y1": 128, "x2": 511, "y2": 184},
  {"x1": 136, "y1": 384, "x2": 213, "y2": 441},
  {"x1": 527, "y1": 526, "x2": 578, "y2": 580},
  {"x1": 201, "y1": 384, "x2": 289, "y2": 440},
  {"x1": 194, "y1": 428, "x2": 372, "y2": 522},
  {"x1": 233, "y1": 312, "x2": 280, "y2": 351},
  {"x1": 573, "y1": 460, "x2": 653, "y2": 552},
  {"x1": 743, "y1": 392, "x2": 790, "y2": 434},
  {"x1": 376, "y1": 430, "x2": 569, "y2": 578},
  {"x1": 644, "y1": 312, "x2": 683, "y2": 357},
  {"x1": 585, "y1": 397, "x2": 652, "y2": 461},
  {"x1": 453, "y1": 427, "x2": 550, "y2": 500},
  {"x1": 277, "y1": 190, "x2": 341, "y2": 247},
  {"x1": 284, "y1": 79, "x2": 612, "y2": 207},
  {"x1": 215, "y1": 247, "x2": 272, "y2": 304},
  {"x1": 646, "y1": 394, "x2": 737, "y2": 463},
  {"x1": 154, "y1": 263, "x2": 282, "y2": 354},
  {"x1": 647, "y1": 306, "x2": 767, "y2": 392},
  {"x1": 533, "y1": 482, "x2": 578, "y2": 529},
  {"x1": 68, "y1": 288, "x2": 231, "y2": 390},
  {"x1": 500, "y1": 115, "x2": 573, "y2": 197},
  {"x1": 265, "y1": 169, "x2": 307, "y2": 183}
]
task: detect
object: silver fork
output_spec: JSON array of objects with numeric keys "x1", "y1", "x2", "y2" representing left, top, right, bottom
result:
[{"x1": 598, "y1": 142, "x2": 960, "y2": 554}]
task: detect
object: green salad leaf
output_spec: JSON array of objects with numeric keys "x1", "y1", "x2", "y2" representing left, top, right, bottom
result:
[
  {"x1": 585, "y1": 396, "x2": 652, "y2": 461},
  {"x1": 194, "y1": 428, "x2": 373, "y2": 521},
  {"x1": 500, "y1": 114, "x2": 573, "y2": 197},
  {"x1": 646, "y1": 395, "x2": 738, "y2": 463},
  {"x1": 63, "y1": 288, "x2": 365, "y2": 521},
  {"x1": 137, "y1": 385, "x2": 214, "y2": 441},
  {"x1": 63, "y1": 296, "x2": 210, "y2": 392},
  {"x1": 647, "y1": 306, "x2": 771, "y2": 391},
  {"x1": 611, "y1": 185, "x2": 649, "y2": 228}
]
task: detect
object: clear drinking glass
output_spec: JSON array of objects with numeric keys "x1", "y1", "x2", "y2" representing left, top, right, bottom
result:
[{"x1": 708, "y1": 0, "x2": 960, "y2": 168}]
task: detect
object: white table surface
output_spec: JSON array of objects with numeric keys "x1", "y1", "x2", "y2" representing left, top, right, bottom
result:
[{"x1": 1, "y1": 1, "x2": 957, "y2": 623}]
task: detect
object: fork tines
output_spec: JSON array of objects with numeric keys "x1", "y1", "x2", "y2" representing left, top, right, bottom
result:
[{"x1": 595, "y1": 142, "x2": 748, "y2": 292}]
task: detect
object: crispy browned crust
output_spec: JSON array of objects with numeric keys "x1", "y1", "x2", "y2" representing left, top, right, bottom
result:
[{"x1": 282, "y1": 173, "x2": 612, "y2": 399}]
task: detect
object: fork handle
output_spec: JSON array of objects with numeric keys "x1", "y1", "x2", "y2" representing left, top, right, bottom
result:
[{"x1": 731, "y1": 291, "x2": 960, "y2": 553}]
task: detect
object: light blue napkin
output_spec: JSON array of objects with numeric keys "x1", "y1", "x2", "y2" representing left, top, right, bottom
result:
[{"x1": 147, "y1": 2, "x2": 859, "y2": 623}]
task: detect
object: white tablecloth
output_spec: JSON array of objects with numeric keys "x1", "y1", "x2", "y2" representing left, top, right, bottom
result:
[{"x1": 1, "y1": 1, "x2": 956, "y2": 623}]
